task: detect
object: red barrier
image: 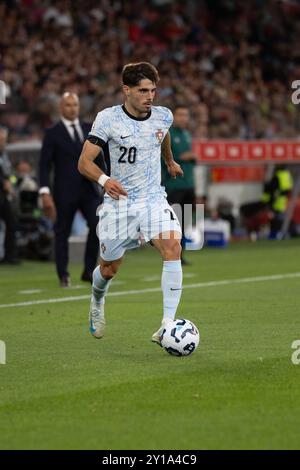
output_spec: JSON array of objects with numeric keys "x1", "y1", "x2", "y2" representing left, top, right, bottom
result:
[
  {"x1": 211, "y1": 166, "x2": 265, "y2": 182},
  {"x1": 193, "y1": 141, "x2": 300, "y2": 164}
]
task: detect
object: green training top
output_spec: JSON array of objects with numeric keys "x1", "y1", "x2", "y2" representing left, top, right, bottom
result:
[{"x1": 161, "y1": 127, "x2": 196, "y2": 191}]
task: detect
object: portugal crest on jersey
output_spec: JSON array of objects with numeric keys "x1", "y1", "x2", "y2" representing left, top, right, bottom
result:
[{"x1": 155, "y1": 129, "x2": 164, "y2": 143}]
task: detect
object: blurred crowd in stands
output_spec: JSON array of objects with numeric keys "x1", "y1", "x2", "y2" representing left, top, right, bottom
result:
[{"x1": 1, "y1": 0, "x2": 300, "y2": 142}]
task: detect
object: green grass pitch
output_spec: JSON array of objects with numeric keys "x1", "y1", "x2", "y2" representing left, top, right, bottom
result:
[{"x1": 0, "y1": 239, "x2": 300, "y2": 450}]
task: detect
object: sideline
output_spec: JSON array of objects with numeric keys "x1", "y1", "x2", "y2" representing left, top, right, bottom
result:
[{"x1": 1, "y1": 272, "x2": 300, "y2": 309}]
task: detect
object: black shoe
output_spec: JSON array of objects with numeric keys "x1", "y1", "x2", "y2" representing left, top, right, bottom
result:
[
  {"x1": 81, "y1": 270, "x2": 93, "y2": 284},
  {"x1": 59, "y1": 275, "x2": 71, "y2": 288}
]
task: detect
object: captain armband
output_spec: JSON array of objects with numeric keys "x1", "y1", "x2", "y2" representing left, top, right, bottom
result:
[{"x1": 87, "y1": 135, "x2": 106, "y2": 147}]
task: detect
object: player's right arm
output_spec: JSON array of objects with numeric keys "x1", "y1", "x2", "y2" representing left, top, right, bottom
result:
[
  {"x1": 79, "y1": 108, "x2": 127, "y2": 199},
  {"x1": 78, "y1": 140, "x2": 127, "y2": 200}
]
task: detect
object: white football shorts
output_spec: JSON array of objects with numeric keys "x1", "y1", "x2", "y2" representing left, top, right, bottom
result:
[{"x1": 97, "y1": 198, "x2": 182, "y2": 261}]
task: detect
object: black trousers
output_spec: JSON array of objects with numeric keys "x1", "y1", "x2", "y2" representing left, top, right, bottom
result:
[
  {"x1": 167, "y1": 188, "x2": 196, "y2": 250},
  {"x1": 54, "y1": 196, "x2": 100, "y2": 279},
  {"x1": 240, "y1": 201, "x2": 267, "y2": 218},
  {"x1": 0, "y1": 192, "x2": 18, "y2": 261},
  {"x1": 270, "y1": 211, "x2": 284, "y2": 235}
]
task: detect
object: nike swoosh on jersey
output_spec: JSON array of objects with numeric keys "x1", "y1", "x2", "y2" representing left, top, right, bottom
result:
[{"x1": 121, "y1": 135, "x2": 131, "y2": 139}]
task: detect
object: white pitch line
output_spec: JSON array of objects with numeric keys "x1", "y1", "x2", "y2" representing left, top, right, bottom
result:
[
  {"x1": 63, "y1": 285, "x2": 86, "y2": 290},
  {"x1": 0, "y1": 272, "x2": 300, "y2": 310},
  {"x1": 143, "y1": 273, "x2": 196, "y2": 282},
  {"x1": 143, "y1": 275, "x2": 161, "y2": 282},
  {"x1": 18, "y1": 289, "x2": 42, "y2": 295},
  {"x1": 109, "y1": 280, "x2": 125, "y2": 286}
]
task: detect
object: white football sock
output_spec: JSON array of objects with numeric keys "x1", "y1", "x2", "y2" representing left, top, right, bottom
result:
[
  {"x1": 161, "y1": 260, "x2": 182, "y2": 323},
  {"x1": 92, "y1": 266, "x2": 112, "y2": 305}
]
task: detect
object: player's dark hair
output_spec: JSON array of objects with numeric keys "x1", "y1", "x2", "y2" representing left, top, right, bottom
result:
[{"x1": 122, "y1": 62, "x2": 159, "y2": 87}]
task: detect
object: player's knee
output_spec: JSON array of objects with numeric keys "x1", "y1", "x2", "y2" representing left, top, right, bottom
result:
[
  {"x1": 100, "y1": 267, "x2": 114, "y2": 280},
  {"x1": 101, "y1": 262, "x2": 120, "y2": 279},
  {"x1": 161, "y1": 240, "x2": 182, "y2": 260}
]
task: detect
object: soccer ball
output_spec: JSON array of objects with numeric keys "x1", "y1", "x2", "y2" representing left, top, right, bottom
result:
[{"x1": 161, "y1": 319, "x2": 200, "y2": 356}]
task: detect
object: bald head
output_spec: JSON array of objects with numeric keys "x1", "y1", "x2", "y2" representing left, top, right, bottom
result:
[
  {"x1": 0, "y1": 126, "x2": 8, "y2": 152},
  {"x1": 59, "y1": 92, "x2": 80, "y2": 121}
]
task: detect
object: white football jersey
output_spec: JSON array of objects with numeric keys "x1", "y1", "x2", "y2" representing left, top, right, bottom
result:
[{"x1": 89, "y1": 105, "x2": 173, "y2": 204}]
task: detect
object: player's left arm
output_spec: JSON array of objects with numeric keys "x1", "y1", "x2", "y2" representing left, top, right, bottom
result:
[{"x1": 161, "y1": 132, "x2": 184, "y2": 178}]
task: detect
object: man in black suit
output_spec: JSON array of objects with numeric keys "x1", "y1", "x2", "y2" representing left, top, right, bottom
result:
[
  {"x1": 39, "y1": 92, "x2": 104, "y2": 287},
  {"x1": 0, "y1": 126, "x2": 19, "y2": 264}
]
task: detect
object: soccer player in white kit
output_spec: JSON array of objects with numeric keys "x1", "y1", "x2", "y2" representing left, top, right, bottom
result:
[{"x1": 78, "y1": 62, "x2": 184, "y2": 345}]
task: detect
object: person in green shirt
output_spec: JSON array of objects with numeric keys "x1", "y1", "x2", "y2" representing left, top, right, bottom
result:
[{"x1": 162, "y1": 106, "x2": 197, "y2": 264}]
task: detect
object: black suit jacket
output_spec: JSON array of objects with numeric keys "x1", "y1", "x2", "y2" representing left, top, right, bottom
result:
[{"x1": 39, "y1": 121, "x2": 106, "y2": 203}]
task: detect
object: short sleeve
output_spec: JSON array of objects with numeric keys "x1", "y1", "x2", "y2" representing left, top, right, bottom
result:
[
  {"x1": 88, "y1": 109, "x2": 111, "y2": 143},
  {"x1": 164, "y1": 108, "x2": 173, "y2": 129}
]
